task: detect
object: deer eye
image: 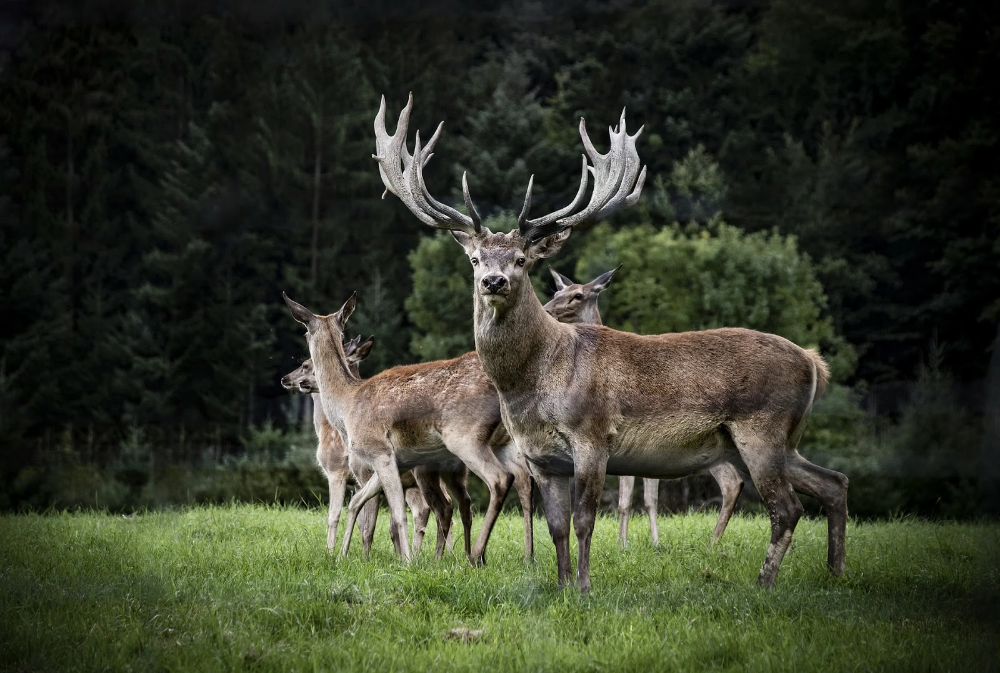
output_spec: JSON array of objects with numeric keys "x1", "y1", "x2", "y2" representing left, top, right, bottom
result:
[
  {"x1": 471, "y1": 257, "x2": 479, "y2": 266},
  {"x1": 516, "y1": 257, "x2": 526, "y2": 267},
  {"x1": 573, "y1": 293, "x2": 584, "y2": 301}
]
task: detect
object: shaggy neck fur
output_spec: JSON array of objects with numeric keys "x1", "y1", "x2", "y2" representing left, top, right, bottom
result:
[{"x1": 474, "y1": 270, "x2": 571, "y2": 393}]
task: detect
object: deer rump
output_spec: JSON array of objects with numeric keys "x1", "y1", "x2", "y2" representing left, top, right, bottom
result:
[{"x1": 491, "y1": 326, "x2": 825, "y2": 480}]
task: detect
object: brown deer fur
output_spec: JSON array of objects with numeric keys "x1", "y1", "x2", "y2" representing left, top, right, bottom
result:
[
  {"x1": 544, "y1": 268, "x2": 746, "y2": 549},
  {"x1": 281, "y1": 353, "x2": 458, "y2": 556},
  {"x1": 283, "y1": 293, "x2": 533, "y2": 565}
]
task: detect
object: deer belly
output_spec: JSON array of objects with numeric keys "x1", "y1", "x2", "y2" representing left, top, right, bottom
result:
[{"x1": 607, "y1": 428, "x2": 728, "y2": 479}]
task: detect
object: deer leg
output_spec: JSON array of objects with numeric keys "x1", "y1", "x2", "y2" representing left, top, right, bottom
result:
[
  {"x1": 340, "y1": 472, "x2": 383, "y2": 558},
  {"x1": 617, "y1": 475, "x2": 635, "y2": 548},
  {"x1": 413, "y1": 467, "x2": 453, "y2": 560},
  {"x1": 728, "y1": 424, "x2": 803, "y2": 588},
  {"x1": 572, "y1": 450, "x2": 609, "y2": 593},
  {"x1": 326, "y1": 469, "x2": 349, "y2": 551},
  {"x1": 368, "y1": 453, "x2": 411, "y2": 561},
  {"x1": 441, "y1": 468, "x2": 473, "y2": 560},
  {"x1": 462, "y1": 449, "x2": 514, "y2": 567},
  {"x1": 495, "y1": 443, "x2": 534, "y2": 562},
  {"x1": 350, "y1": 458, "x2": 381, "y2": 557},
  {"x1": 442, "y1": 474, "x2": 456, "y2": 552},
  {"x1": 404, "y1": 485, "x2": 431, "y2": 556},
  {"x1": 786, "y1": 452, "x2": 849, "y2": 576},
  {"x1": 533, "y1": 470, "x2": 573, "y2": 588},
  {"x1": 707, "y1": 462, "x2": 744, "y2": 547},
  {"x1": 642, "y1": 478, "x2": 660, "y2": 547},
  {"x1": 513, "y1": 466, "x2": 535, "y2": 563}
]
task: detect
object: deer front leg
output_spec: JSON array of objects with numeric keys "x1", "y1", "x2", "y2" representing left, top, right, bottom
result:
[
  {"x1": 572, "y1": 449, "x2": 609, "y2": 593},
  {"x1": 642, "y1": 478, "x2": 659, "y2": 547},
  {"x1": 340, "y1": 472, "x2": 384, "y2": 558},
  {"x1": 326, "y1": 469, "x2": 349, "y2": 551},
  {"x1": 707, "y1": 462, "x2": 744, "y2": 547},
  {"x1": 617, "y1": 476, "x2": 635, "y2": 548},
  {"x1": 532, "y1": 469, "x2": 573, "y2": 588},
  {"x1": 513, "y1": 466, "x2": 534, "y2": 562}
]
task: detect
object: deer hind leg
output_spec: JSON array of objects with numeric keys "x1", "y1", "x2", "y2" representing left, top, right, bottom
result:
[
  {"x1": 326, "y1": 469, "x2": 349, "y2": 551},
  {"x1": 727, "y1": 423, "x2": 803, "y2": 589},
  {"x1": 441, "y1": 468, "x2": 473, "y2": 560},
  {"x1": 572, "y1": 448, "x2": 610, "y2": 593},
  {"x1": 786, "y1": 452, "x2": 849, "y2": 576},
  {"x1": 707, "y1": 462, "x2": 744, "y2": 547},
  {"x1": 340, "y1": 472, "x2": 384, "y2": 558},
  {"x1": 513, "y1": 466, "x2": 535, "y2": 563},
  {"x1": 460, "y1": 448, "x2": 514, "y2": 567},
  {"x1": 642, "y1": 479, "x2": 660, "y2": 547},
  {"x1": 364, "y1": 452, "x2": 411, "y2": 561},
  {"x1": 404, "y1": 484, "x2": 430, "y2": 556},
  {"x1": 412, "y1": 467, "x2": 453, "y2": 560},
  {"x1": 533, "y1": 469, "x2": 573, "y2": 588},
  {"x1": 617, "y1": 475, "x2": 635, "y2": 548},
  {"x1": 350, "y1": 459, "x2": 381, "y2": 557},
  {"x1": 441, "y1": 473, "x2": 456, "y2": 552}
]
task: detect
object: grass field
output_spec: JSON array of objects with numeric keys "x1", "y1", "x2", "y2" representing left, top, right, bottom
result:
[{"x1": 1, "y1": 505, "x2": 998, "y2": 672}]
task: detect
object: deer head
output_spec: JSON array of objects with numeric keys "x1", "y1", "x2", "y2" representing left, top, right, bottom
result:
[
  {"x1": 542, "y1": 266, "x2": 620, "y2": 325},
  {"x1": 282, "y1": 292, "x2": 359, "y2": 375},
  {"x1": 281, "y1": 335, "x2": 375, "y2": 393},
  {"x1": 373, "y1": 93, "x2": 645, "y2": 317}
]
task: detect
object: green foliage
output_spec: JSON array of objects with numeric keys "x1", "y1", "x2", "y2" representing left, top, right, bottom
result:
[
  {"x1": 575, "y1": 221, "x2": 856, "y2": 379},
  {"x1": 1, "y1": 507, "x2": 998, "y2": 671}
]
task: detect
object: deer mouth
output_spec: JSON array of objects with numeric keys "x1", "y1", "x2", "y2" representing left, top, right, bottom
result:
[{"x1": 296, "y1": 381, "x2": 315, "y2": 393}]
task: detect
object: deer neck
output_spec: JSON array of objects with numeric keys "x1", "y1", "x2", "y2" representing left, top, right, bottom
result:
[
  {"x1": 580, "y1": 302, "x2": 603, "y2": 326},
  {"x1": 309, "y1": 332, "x2": 360, "y2": 433},
  {"x1": 474, "y1": 278, "x2": 568, "y2": 392}
]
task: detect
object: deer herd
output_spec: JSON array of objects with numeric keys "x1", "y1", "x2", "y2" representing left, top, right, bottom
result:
[{"x1": 281, "y1": 93, "x2": 849, "y2": 592}]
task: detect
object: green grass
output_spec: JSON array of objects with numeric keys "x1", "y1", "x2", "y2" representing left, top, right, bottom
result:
[{"x1": 1, "y1": 506, "x2": 997, "y2": 672}]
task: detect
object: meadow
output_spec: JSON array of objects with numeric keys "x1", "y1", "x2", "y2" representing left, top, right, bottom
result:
[{"x1": 1, "y1": 505, "x2": 997, "y2": 672}]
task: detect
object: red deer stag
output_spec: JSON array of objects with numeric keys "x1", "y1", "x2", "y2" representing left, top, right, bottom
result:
[{"x1": 372, "y1": 93, "x2": 848, "y2": 591}]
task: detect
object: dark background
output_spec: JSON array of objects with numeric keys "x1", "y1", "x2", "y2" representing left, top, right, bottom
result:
[{"x1": 0, "y1": 0, "x2": 996, "y2": 515}]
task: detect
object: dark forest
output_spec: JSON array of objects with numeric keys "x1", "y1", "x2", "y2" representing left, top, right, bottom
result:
[{"x1": 1, "y1": 0, "x2": 997, "y2": 515}]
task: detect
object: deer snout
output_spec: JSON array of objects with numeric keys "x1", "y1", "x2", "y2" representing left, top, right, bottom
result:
[
  {"x1": 482, "y1": 275, "x2": 508, "y2": 294},
  {"x1": 280, "y1": 375, "x2": 292, "y2": 389}
]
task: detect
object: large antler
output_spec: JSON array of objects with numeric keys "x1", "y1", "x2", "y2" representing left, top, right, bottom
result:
[
  {"x1": 373, "y1": 93, "x2": 482, "y2": 235},
  {"x1": 518, "y1": 109, "x2": 646, "y2": 242}
]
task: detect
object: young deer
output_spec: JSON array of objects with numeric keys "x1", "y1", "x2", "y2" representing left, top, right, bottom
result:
[
  {"x1": 545, "y1": 269, "x2": 746, "y2": 549},
  {"x1": 372, "y1": 93, "x2": 848, "y2": 591},
  {"x1": 280, "y1": 340, "x2": 456, "y2": 556},
  {"x1": 282, "y1": 293, "x2": 534, "y2": 565}
]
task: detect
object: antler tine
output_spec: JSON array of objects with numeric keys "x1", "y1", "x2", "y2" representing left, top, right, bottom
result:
[
  {"x1": 517, "y1": 155, "x2": 590, "y2": 242},
  {"x1": 462, "y1": 173, "x2": 483, "y2": 231},
  {"x1": 373, "y1": 94, "x2": 480, "y2": 235},
  {"x1": 520, "y1": 110, "x2": 645, "y2": 237},
  {"x1": 517, "y1": 175, "x2": 534, "y2": 229}
]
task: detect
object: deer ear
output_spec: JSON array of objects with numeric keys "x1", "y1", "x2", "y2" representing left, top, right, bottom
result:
[
  {"x1": 355, "y1": 335, "x2": 375, "y2": 362},
  {"x1": 549, "y1": 267, "x2": 574, "y2": 291},
  {"x1": 451, "y1": 230, "x2": 476, "y2": 252},
  {"x1": 334, "y1": 292, "x2": 357, "y2": 327},
  {"x1": 283, "y1": 292, "x2": 317, "y2": 327},
  {"x1": 588, "y1": 264, "x2": 621, "y2": 294},
  {"x1": 527, "y1": 227, "x2": 572, "y2": 261}
]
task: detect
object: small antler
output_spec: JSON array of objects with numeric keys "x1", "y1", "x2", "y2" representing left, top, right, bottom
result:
[
  {"x1": 373, "y1": 93, "x2": 481, "y2": 235},
  {"x1": 517, "y1": 109, "x2": 646, "y2": 242}
]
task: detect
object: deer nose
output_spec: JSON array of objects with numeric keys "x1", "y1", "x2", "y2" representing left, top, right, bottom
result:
[
  {"x1": 482, "y1": 275, "x2": 507, "y2": 293},
  {"x1": 280, "y1": 376, "x2": 291, "y2": 387}
]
